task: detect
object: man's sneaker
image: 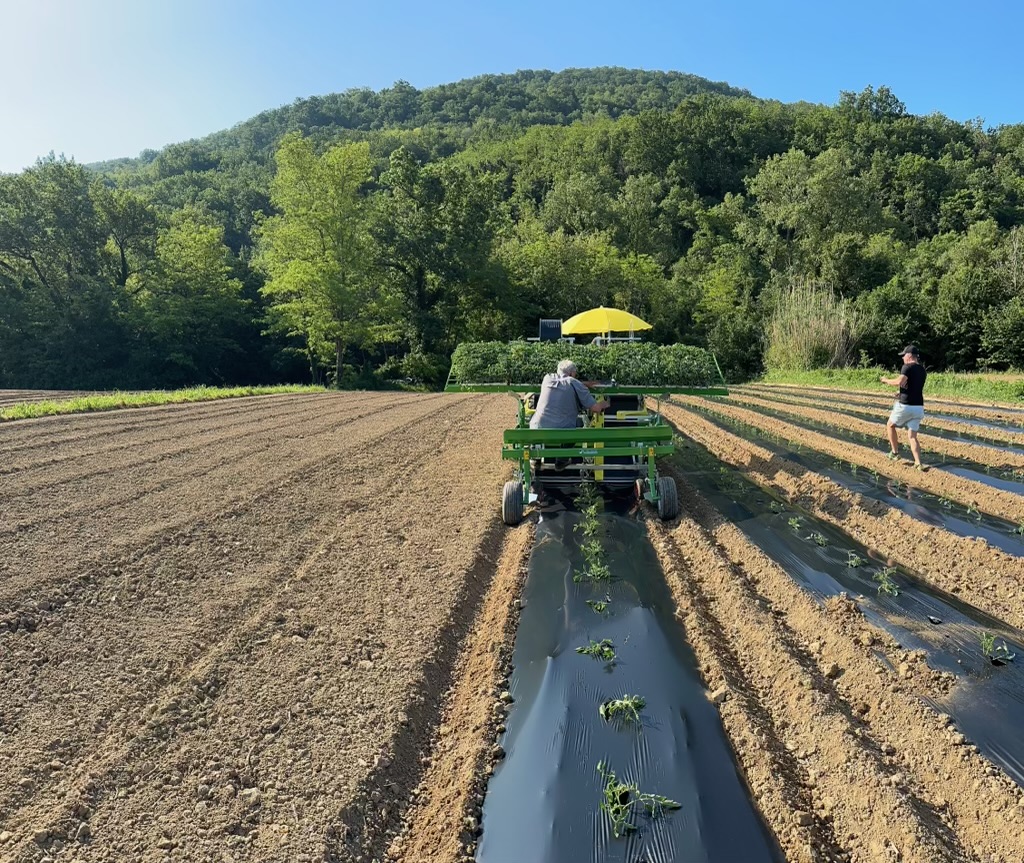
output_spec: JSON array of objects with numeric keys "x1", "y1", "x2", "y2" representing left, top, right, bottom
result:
[
  {"x1": 915, "y1": 463, "x2": 929, "y2": 472},
  {"x1": 887, "y1": 451, "x2": 899, "y2": 461}
]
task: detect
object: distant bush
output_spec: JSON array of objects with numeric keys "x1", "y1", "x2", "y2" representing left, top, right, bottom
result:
[
  {"x1": 765, "y1": 281, "x2": 861, "y2": 371},
  {"x1": 449, "y1": 341, "x2": 720, "y2": 387}
]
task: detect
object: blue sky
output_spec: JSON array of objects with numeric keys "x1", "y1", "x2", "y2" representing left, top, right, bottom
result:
[{"x1": 2, "y1": 0, "x2": 1021, "y2": 173}]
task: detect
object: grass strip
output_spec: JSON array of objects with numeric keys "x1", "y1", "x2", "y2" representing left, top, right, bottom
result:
[
  {"x1": 761, "y1": 368, "x2": 1024, "y2": 404},
  {"x1": 0, "y1": 385, "x2": 325, "y2": 422}
]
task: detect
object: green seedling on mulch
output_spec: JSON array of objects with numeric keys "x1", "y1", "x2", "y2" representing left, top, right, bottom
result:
[
  {"x1": 1013, "y1": 522, "x2": 1024, "y2": 537},
  {"x1": 573, "y1": 560, "x2": 612, "y2": 583},
  {"x1": 980, "y1": 632, "x2": 1016, "y2": 664},
  {"x1": 938, "y1": 497, "x2": 953, "y2": 509},
  {"x1": 599, "y1": 694, "x2": 646, "y2": 724},
  {"x1": 849, "y1": 463, "x2": 859, "y2": 476},
  {"x1": 874, "y1": 567, "x2": 900, "y2": 597},
  {"x1": 847, "y1": 552, "x2": 866, "y2": 568},
  {"x1": 586, "y1": 595, "x2": 612, "y2": 615},
  {"x1": 576, "y1": 639, "x2": 616, "y2": 661},
  {"x1": 788, "y1": 517, "x2": 802, "y2": 530},
  {"x1": 770, "y1": 500, "x2": 786, "y2": 514},
  {"x1": 597, "y1": 761, "x2": 681, "y2": 838},
  {"x1": 808, "y1": 532, "x2": 829, "y2": 547},
  {"x1": 581, "y1": 539, "x2": 604, "y2": 564},
  {"x1": 575, "y1": 516, "x2": 602, "y2": 538}
]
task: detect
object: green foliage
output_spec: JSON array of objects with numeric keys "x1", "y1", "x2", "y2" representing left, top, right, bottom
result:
[
  {"x1": 576, "y1": 639, "x2": 616, "y2": 661},
  {"x1": 873, "y1": 567, "x2": 900, "y2": 596},
  {"x1": 599, "y1": 694, "x2": 646, "y2": 724},
  {"x1": 6, "y1": 72, "x2": 1024, "y2": 390},
  {"x1": 980, "y1": 632, "x2": 1016, "y2": 663},
  {"x1": 597, "y1": 761, "x2": 681, "y2": 838},
  {"x1": 764, "y1": 281, "x2": 862, "y2": 372},
  {"x1": 449, "y1": 341, "x2": 719, "y2": 386}
]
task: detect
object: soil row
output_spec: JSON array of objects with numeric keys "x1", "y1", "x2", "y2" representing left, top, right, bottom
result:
[
  {"x1": 0, "y1": 393, "x2": 518, "y2": 862},
  {"x1": 663, "y1": 402, "x2": 1024, "y2": 630},
  {"x1": 646, "y1": 477, "x2": 1024, "y2": 863},
  {"x1": 735, "y1": 386, "x2": 1024, "y2": 449},
  {"x1": 724, "y1": 392, "x2": 1024, "y2": 472},
  {"x1": 0, "y1": 393, "x2": 451, "y2": 606},
  {"x1": 670, "y1": 396, "x2": 1024, "y2": 526},
  {"x1": 751, "y1": 383, "x2": 1024, "y2": 424}
]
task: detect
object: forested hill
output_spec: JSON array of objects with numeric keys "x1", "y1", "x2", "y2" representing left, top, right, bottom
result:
[
  {"x1": 88, "y1": 68, "x2": 749, "y2": 172},
  {"x1": 2, "y1": 68, "x2": 1024, "y2": 391}
]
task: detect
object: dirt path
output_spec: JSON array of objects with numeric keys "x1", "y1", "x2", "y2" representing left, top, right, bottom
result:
[
  {"x1": 646, "y1": 479, "x2": 1024, "y2": 863},
  {"x1": 662, "y1": 402, "x2": 1024, "y2": 630},
  {"x1": 736, "y1": 386, "x2": 1024, "y2": 448},
  {"x1": 671, "y1": 396, "x2": 1024, "y2": 525},
  {"x1": 0, "y1": 392, "x2": 521, "y2": 862},
  {"x1": 724, "y1": 392, "x2": 1024, "y2": 472}
]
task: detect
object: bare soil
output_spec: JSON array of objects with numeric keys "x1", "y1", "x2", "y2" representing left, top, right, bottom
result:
[
  {"x1": 0, "y1": 392, "x2": 518, "y2": 862},
  {"x1": 4, "y1": 388, "x2": 1024, "y2": 863}
]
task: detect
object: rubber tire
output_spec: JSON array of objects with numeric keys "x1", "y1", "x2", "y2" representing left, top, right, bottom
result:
[
  {"x1": 502, "y1": 480, "x2": 525, "y2": 526},
  {"x1": 656, "y1": 476, "x2": 678, "y2": 521}
]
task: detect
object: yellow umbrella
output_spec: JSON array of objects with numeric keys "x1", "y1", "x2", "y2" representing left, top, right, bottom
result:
[{"x1": 561, "y1": 306, "x2": 653, "y2": 337}]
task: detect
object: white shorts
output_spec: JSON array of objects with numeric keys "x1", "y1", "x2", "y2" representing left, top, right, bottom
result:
[{"x1": 889, "y1": 402, "x2": 924, "y2": 431}]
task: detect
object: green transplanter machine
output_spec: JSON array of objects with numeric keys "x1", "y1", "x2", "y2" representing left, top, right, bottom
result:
[{"x1": 444, "y1": 379, "x2": 728, "y2": 525}]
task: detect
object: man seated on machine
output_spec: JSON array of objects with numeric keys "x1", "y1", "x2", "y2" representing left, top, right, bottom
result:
[{"x1": 530, "y1": 359, "x2": 609, "y2": 429}]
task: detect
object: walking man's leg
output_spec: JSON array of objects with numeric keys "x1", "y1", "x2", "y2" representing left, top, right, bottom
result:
[
  {"x1": 907, "y1": 428, "x2": 923, "y2": 467},
  {"x1": 886, "y1": 421, "x2": 900, "y2": 457}
]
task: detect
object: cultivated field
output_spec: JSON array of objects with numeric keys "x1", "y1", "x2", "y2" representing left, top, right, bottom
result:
[{"x1": 2, "y1": 387, "x2": 1023, "y2": 863}]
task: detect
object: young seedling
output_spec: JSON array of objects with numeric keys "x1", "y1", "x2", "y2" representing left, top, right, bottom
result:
[
  {"x1": 788, "y1": 517, "x2": 802, "y2": 530},
  {"x1": 1013, "y1": 522, "x2": 1024, "y2": 537},
  {"x1": 576, "y1": 639, "x2": 616, "y2": 662},
  {"x1": 873, "y1": 567, "x2": 900, "y2": 597},
  {"x1": 580, "y1": 539, "x2": 604, "y2": 564},
  {"x1": 573, "y1": 560, "x2": 612, "y2": 583},
  {"x1": 937, "y1": 497, "x2": 953, "y2": 509},
  {"x1": 586, "y1": 595, "x2": 612, "y2": 615},
  {"x1": 849, "y1": 463, "x2": 859, "y2": 477},
  {"x1": 599, "y1": 694, "x2": 646, "y2": 724},
  {"x1": 596, "y1": 762, "x2": 681, "y2": 838},
  {"x1": 846, "y1": 552, "x2": 866, "y2": 568},
  {"x1": 980, "y1": 632, "x2": 1016, "y2": 664},
  {"x1": 770, "y1": 500, "x2": 786, "y2": 514},
  {"x1": 808, "y1": 532, "x2": 829, "y2": 547}
]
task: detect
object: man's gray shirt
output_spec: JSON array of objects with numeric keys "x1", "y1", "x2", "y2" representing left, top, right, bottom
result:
[{"x1": 529, "y1": 373, "x2": 597, "y2": 429}]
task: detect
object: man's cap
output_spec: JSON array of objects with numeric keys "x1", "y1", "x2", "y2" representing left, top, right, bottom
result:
[{"x1": 898, "y1": 345, "x2": 920, "y2": 357}]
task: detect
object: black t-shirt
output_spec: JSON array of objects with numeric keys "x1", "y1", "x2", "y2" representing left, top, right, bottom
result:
[{"x1": 899, "y1": 363, "x2": 926, "y2": 406}]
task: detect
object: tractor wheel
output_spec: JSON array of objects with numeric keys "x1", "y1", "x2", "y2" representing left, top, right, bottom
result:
[
  {"x1": 502, "y1": 480, "x2": 525, "y2": 526},
  {"x1": 657, "y1": 476, "x2": 678, "y2": 521}
]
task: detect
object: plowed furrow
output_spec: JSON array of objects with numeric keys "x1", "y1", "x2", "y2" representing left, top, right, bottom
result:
[
  {"x1": 0, "y1": 394, "x2": 455, "y2": 607},
  {"x1": 0, "y1": 395, "x2": 511, "y2": 859},
  {"x1": 647, "y1": 473, "x2": 1024, "y2": 863},
  {"x1": 671, "y1": 396, "x2": 1024, "y2": 524},
  {"x1": 734, "y1": 387, "x2": 1024, "y2": 449},
  {"x1": 663, "y1": 401, "x2": 1024, "y2": 629}
]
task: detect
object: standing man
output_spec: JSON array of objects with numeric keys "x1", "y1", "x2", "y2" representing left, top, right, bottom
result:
[{"x1": 881, "y1": 345, "x2": 927, "y2": 470}]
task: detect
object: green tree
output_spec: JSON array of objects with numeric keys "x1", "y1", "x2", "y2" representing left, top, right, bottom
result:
[{"x1": 256, "y1": 133, "x2": 376, "y2": 383}]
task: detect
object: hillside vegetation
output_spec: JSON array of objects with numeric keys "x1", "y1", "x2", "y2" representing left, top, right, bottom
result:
[{"x1": 1, "y1": 68, "x2": 1023, "y2": 389}]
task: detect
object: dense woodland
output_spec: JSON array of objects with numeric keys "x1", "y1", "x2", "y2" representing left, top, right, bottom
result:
[{"x1": 2, "y1": 67, "x2": 1023, "y2": 389}]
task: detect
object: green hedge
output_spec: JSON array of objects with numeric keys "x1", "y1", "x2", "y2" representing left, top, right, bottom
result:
[{"x1": 449, "y1": 341, "x2": 720, "y2": 387}]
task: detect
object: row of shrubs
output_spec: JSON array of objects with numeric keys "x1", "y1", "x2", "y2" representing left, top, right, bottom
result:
[{"x1": 449, "y1": 341, "x2": 720, "y2": 387}]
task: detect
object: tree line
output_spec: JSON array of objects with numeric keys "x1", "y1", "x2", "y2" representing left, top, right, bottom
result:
[{"x1": 2, "y1": 70, "x2": 1023, "y2": 389}]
